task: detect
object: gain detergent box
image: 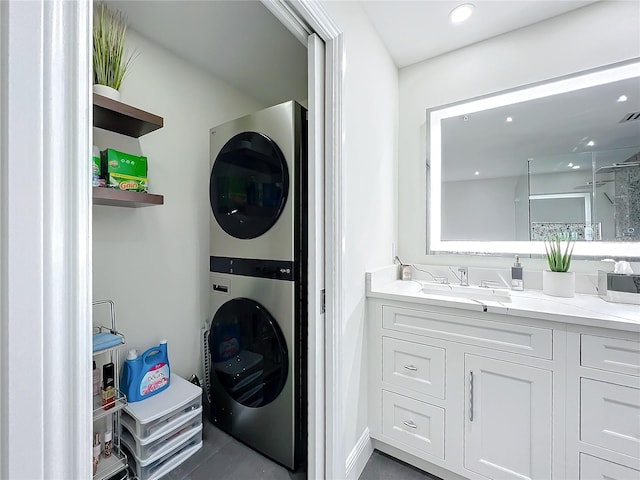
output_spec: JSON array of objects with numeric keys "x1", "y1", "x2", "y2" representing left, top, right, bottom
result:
[{"x1": 101, "y1": 148, "x2": 148, "y2": 192}]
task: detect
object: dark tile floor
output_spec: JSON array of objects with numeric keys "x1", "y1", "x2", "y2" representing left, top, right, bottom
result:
[
  {"x1": 163, "y1": 418, "x2": 436, "y2": 480},
  {"x1": 359, "y1": 451, "x2": 440, "y2": 480}
]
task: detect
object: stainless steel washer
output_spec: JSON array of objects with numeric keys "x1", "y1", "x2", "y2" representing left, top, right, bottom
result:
[{"x1": 206, "y1": 268, "x2": 304, "y2": 470}]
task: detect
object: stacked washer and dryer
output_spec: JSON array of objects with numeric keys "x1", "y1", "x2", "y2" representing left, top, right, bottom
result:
[{"x1": 204, "y1": 101, "x2": 307, "y2": 471}]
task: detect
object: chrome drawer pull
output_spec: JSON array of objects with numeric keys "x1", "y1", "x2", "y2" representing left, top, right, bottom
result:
[
  {"x1": 403, "y1": 365, "x2": 418, "y2": 371},
  {"x1": 469, "y1": 371, "x2": 474, "y2": 422},
  {"x1": 403, "y1": 420, "x2": 417, "y2": 429}
]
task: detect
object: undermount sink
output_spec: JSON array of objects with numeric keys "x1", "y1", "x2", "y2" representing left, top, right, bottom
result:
[{"x1": 420, "y1": 282, "x2": 512, "y2": 303}]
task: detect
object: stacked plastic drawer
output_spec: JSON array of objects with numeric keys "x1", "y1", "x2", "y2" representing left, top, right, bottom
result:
[{"x1": 120, "y1": 375, "x2": 203, "y2": 480}]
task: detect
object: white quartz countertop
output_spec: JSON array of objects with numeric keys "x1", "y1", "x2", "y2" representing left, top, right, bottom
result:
[{"x1": 367, "y1": 276, "x2": 640, "y2": 333}]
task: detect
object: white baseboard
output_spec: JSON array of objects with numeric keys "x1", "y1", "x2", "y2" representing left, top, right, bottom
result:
[{"x1": 345, "y1": 428, "x2": 374, "y2": 480}]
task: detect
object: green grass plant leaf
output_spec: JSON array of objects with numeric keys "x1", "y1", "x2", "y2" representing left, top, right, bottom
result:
[
  {"x1": 544, "y1": 235, "x2": 575, "y2": 272},
  {"x1": 93, "y1": 3, "x2": 136, "y2": 90}
]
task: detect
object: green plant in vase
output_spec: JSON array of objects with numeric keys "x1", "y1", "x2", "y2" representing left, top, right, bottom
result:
[{"x1": 93, "y1": 2, "x2": 136, "y2": 100}]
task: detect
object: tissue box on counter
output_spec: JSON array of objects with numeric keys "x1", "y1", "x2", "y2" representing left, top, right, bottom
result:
[
  {"x1": 598, "y1": 271, "x2": 640, "y2": 305},
  {"x1": 101, "y1": 148, "x2": 148, "y2": 192}
]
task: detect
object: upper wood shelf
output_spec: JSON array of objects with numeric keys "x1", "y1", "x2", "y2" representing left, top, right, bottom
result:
[
  {"x1": 93, "y1": 93, "x2": 164, "y2": 138},
  {"x1": 93, "y1": 187, "x2": 164, "y2": 208}
]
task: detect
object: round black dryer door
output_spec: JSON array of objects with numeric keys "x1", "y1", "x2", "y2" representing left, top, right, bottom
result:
[
  {"x1": 208, "y1": 298, "x2": 288, "y2": 408},
  {"x1": 210, "y1": 132, "x2": 289, "y2": 239}
]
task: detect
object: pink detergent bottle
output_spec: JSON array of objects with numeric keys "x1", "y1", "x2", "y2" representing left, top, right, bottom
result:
[{"x1": 121, "y1": 339, "x2": 170, "y2": 402}]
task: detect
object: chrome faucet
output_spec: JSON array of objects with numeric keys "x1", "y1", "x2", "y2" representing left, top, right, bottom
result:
[{"x1": 458, "y1": 267, "x2": 469, "y2": 286}]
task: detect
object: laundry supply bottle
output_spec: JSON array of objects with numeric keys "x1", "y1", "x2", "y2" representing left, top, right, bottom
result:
[
  {"x1": 121, "y1": 340, "x2": 170, "y2": 402},
  {"x1": 92, "y1": 146, "x2": 101, "y2": 186}
]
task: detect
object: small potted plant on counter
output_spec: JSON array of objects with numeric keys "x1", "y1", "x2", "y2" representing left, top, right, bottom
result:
[
  {"x1": 542, "y1": 235, "x2": 576, "y2": 298},
  {"x1": 93, "y1": 2, "x2": 136, "y2": 101}
]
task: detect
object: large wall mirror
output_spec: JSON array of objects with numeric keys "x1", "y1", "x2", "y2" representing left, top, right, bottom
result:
[{"x1": 427, "y1": 59, "x2": 640, "y2": 257}]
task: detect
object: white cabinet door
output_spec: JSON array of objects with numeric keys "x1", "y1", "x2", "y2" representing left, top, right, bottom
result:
[{"x1": 464, "y1": 355, "x2": 553, "y2": 480}]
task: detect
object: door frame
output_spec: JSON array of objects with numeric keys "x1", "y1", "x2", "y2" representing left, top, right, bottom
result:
[
  {"x1": 0, "y1": 1, "x2": 93, "y2": 477},
  {"x1": 0, "y1": 1, "x2": 344, "y2": 478},
  {"x1": 263, "y1": 1, "x2": 345, "y2": 477}
]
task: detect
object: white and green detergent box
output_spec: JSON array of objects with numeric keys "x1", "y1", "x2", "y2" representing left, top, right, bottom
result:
[{"x1": 101, "y1": 148, "x2": 148, "y2": 192}]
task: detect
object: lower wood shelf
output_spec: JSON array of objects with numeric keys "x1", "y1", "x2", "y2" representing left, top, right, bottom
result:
[{"x1": 93, "y1": 187, "x2": 164, "y2": 208}]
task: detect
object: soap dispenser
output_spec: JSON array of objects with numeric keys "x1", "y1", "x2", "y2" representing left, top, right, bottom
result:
[{"x1": 511, "y1": 255, "x2": 524, "y2": 291}]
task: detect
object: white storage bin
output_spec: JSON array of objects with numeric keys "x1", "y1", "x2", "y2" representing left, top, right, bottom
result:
[
  {"x1": 122, "y1": 374, "x2": 202, "y2": 439},
  {"x1": 123, "y1": 424, "x2": 202, "y2": 480},
  {"x1": 121, "y1": 406, "x2": 202, "y2": 461}
]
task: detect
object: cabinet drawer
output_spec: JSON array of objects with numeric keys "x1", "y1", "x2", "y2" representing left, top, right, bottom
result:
[
  {"x1": 580, "y1": 453, "x2": 640, "y2": 480},
  {"x1": 382, "y1": 390, "x2": 445, "y2": 459},
  {"x1": 382, "y1": 305, "x2": 552, "y2": 359},
  {"x1": 581, "y1": 335, "x2": 640, "y2": 377},
  {"x1": 581, "y1": 378, "x2": 640, "y2": 459},
  {"x1": 383, "y1": 337, "x2": 445, "y2": 399}
]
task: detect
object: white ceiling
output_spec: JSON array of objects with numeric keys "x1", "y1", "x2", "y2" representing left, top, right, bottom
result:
[
  {"x1": 360, "y1": 0, "x2": 598, "y2": 68},
  {"x1": 106, "y1": 1, "x2": 599, "y2": 104},
  {"x1": 107, "y1": 0, "x2": 308, "y2": 106}
]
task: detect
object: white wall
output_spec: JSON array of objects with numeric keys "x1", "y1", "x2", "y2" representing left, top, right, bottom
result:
[
  {"x1": 93, "y1": 30, "x2": 265, "y2": 378},
  {"x1": 320, "y1": 0, "x2": 398, "y2": 475},
  {"x1": 398, "y1": 1, "x2": 640, "y2": 268},
  {"x1": 442, "y1": 176, "x2": 520, "y2": 241}
]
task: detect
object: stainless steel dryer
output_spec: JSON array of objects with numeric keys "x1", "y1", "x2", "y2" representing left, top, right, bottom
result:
[
  {"x1": 206, "y1": 267, "x2": 305, "y2": 471},
  {"x1": 209, "y1": 101, "x2": 305, "y2": 262}
]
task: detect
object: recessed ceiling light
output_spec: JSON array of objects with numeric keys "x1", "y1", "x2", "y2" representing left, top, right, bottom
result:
[
  {"x1": 474, "y1": 171, "x2": 480, "y2": 176},
  {"x1": 449, "y1": 3, "x2": 475, "y2": 24},
  {"x1": 568, "y1": 163, "x2": 574, "y2": 167},
  {"x1": 617, "y1": 95, "x2": 628, "y2": 102},
  {"x1": 506, "y1": 116, "x2": 513, "y2": 123},
  {"x1": 573, "y1": 165, "x2": 581, "y2": 169},
  {"x1": 587, "y1": 140, "x2": 595, "y2": 147}
]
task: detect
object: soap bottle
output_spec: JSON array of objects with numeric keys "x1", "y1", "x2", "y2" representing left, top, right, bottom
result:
[
  {"x1": 92, "y1": 432, "x2": 101, "y2": 474},
  {"x1": 92, "y1": 361, "x2": 100, "y2": 397},
  {"x1": 103, "y1": 428, "x2": 112, "y2": 458},
  {"x1": 511, "y1": 255, "x2": 524, "y2": 291},
  {"x1": 101, "y1": 362, "x2": 115, "y2": 410}
]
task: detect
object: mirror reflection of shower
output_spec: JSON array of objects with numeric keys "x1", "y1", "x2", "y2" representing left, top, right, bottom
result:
[{"x1": 527, "y1": 146, "x2": 640, "y2": 242}]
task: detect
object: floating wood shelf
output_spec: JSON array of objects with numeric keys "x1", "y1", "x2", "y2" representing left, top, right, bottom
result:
[
  {"x1": 92, "y1": 187, "x2": 164, "y2": 208},
  {"x1": 93, "y1": 93, "x2": 164, "y2": 138}
]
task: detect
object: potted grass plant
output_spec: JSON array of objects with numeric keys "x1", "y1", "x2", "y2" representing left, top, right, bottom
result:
[
  {"x1": 93, "y1": 2, "x2": 136, "y2": 101},
  {"x1": 542, "y1": 235, "x2": 576, "y2": 297}
]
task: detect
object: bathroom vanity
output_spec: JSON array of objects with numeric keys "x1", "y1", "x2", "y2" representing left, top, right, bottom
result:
[{"x1": 366, "y1": 267, "x2": 640, "y2": 480}]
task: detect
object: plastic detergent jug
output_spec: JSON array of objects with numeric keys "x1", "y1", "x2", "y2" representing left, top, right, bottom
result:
[{"x1": 121, "y1": 340, "x2": 170, "y2": 403}]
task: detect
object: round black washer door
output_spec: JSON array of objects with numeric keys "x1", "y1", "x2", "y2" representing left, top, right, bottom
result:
[
  {"x1": 208, "y1": 298, "x2": 288, "y2": 408},
  {"x1": 210, "y1": 132, "x2": 289, "y2": 239}
]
